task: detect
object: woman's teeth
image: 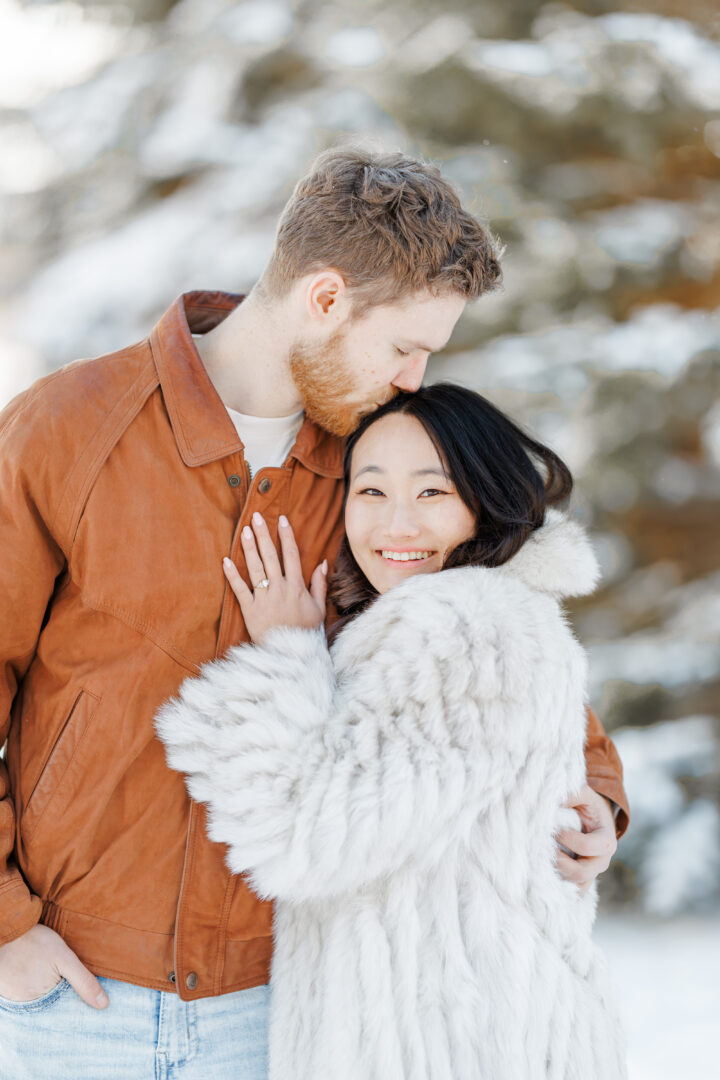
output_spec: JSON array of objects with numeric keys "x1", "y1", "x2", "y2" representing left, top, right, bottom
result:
[{"x1": 380, "y1": 550, "x2": 433, "y2": 562}]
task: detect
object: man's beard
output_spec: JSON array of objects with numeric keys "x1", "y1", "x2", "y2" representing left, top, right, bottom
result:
[{"x1": 289, "y1": 326, "x2": 388, "y2": 437}]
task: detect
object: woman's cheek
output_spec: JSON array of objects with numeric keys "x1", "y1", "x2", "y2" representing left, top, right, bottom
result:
[
  {"x1": 344, "y1": 500, "x2": 360, "y2": 551},
  {"x1": 344, "y1": 502, "x2": 369, "y2": 566},
  {"x1": 439, "y1": 500, "x2": 476, "y2": 549}
]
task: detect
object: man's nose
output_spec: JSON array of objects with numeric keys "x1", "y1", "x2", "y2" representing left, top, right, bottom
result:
[{"x1": 392, "y1": 353, "x2": 428, "y2": 393}]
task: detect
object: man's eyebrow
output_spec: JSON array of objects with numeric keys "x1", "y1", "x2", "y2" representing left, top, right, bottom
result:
[{"x1": 402, "y1": 340, "x2": 444, "y2": 353}]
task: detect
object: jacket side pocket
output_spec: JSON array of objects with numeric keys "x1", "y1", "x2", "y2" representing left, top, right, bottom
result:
[{"x1": 21, "y1": 689, "x2": 100, "y2": 844}]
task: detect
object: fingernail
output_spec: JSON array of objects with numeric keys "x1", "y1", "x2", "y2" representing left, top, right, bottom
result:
[
  {"x1": 252, "y1": 511, "x2": 263, "y2": 524},
  {"x1": 223, "y1": 557, "x2": 232, "y2": 567},
  {"x1": 322, "y1": 560, "x2": 328, "y2": 575},
  {"x1": 279, "y1": 514, "x2": 288, "y2": 527},
  {"x1": 96, "y1": 991, "x2": 109, "y2": 1007},
  {"x1": 242, "y1": 526, "x2": 252, "y2": 539}
]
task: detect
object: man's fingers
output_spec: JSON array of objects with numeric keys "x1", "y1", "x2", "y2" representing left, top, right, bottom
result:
[
  {"x1": 56, "y1": 949, "x2": 109, "y2": 1009},
  {"x1": 556, "y1": 826, "x2": 617, "y2": 859},
  {"x1": 568, "y1": 784, "x2": 615, "y2": 833},
  {"x1": 277, "y1": 516, "x2": 304, "y2": 583},
  {"x1": 555, "y1": 851, "x2": 583, "y2": 882},
  {"x1": 559, "y1": 786, "x2": 617, "y2": 892},
  {"x1": 556, "y1": 849, "x2": 608, "y2": 885},
  {"x1": 555, "y1": 851, "x2": 591, "y2": 887},
  {"x1": 568, "y1": 783, "x2": 594, "y2": 805}
]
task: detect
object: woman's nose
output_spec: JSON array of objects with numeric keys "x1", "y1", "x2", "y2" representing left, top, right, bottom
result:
[{"x1": 384, "y1": 503, "x2": 421, "y2": 538}]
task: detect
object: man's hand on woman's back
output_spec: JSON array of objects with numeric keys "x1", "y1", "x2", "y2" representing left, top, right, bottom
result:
[{"x1": 555, "y1": 784, "x2": 618, "y2": 894}]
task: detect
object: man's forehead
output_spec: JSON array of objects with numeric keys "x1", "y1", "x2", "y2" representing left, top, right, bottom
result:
[{"x1": 380, "y1": 292, "x2": 465, "y2": 334}]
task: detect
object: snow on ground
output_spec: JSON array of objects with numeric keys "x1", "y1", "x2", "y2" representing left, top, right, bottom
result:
[{"x1": 595, "y1": 913, "x2": 720, "y2": 1080}]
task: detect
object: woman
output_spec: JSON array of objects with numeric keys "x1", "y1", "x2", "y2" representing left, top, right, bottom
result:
[{"x1": 155, "y1": 383, "x2": 627, "y2": 1079}]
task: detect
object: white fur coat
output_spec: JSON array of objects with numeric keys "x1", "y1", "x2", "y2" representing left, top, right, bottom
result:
[{"x1": 155, "y1": 511, "x2": 627, "y2": 1079}]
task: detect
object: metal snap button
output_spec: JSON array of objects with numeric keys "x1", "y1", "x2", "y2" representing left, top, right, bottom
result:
[
  {"x1": 258, "y1": 478, "x2": 272, "y2": 494},
  {"x1": 167, "y1": 971, "x2": 176, "y2": 983},
  {"x1": 227, "y1": 474, "x2": 242, "y2": 488},
  {"x1": 185, "y1": 972, "x2": 198, "y2": 990}
]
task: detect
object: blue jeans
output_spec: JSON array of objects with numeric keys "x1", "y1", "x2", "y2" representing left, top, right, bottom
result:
[{"x1": 0, "y1": 975, "x2": 270, "y2": 1079}]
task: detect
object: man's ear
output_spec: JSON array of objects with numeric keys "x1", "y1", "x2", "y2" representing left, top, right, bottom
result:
[{"x1": 305, "y1": 270, "x2": 348, "y2": 322}]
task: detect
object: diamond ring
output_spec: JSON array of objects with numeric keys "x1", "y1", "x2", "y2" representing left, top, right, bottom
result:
[{"x1": 254, "y1": 578, "x2": 270, "y2": 590}]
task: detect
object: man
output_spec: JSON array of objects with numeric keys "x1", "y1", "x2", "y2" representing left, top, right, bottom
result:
[{"x1": 0, "y1": 148, "x2": 628, "y2": 1077}]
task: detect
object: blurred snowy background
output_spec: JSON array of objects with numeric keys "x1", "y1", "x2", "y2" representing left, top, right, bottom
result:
[{"x1": 1, "y1": 0, "x2": 718, "y2": 1075}]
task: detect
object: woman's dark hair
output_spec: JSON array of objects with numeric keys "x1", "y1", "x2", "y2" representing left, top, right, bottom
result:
[{"x1": 329, "y1": 382, "x2": 573, "y2": 618}]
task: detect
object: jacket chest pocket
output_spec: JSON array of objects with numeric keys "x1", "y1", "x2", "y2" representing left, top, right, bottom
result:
[{"x1": 21, "y1": 689, "x2": 101, "y2": 845}]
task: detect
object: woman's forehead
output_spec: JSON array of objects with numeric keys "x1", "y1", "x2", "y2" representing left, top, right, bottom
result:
[{"x1": 350, "y1": 413, "x2": 445, "y2": 474}]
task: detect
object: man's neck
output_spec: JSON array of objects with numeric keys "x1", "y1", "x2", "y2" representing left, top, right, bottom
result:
[{"x1": 195, "y1": 289, "x2": 303, "y2": 418}]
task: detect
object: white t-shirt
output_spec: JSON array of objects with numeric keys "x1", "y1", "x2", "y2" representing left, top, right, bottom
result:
[{"x1": 225, "y1": 405, "x2": 305, "y2": 479}]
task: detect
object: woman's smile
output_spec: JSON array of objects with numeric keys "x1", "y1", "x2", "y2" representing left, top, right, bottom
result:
[{"x1": 376, "y1": 548, "x2": 436, "y2": 564}]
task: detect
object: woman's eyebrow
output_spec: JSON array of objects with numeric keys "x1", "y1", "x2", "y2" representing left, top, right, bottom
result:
[
  {"x1": 353, "y1": 465, "x2": 448, "y2": 479},
  {"x1": 411, "y1": 467, "x2": 448, "y2": 478},
  {"x1": 354, "y1": 465, "x2": 385, "y2": 479}
]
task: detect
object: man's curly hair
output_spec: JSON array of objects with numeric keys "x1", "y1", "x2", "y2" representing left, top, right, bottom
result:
[{"x1": 260, "y1": 146, "x2": 502, "y2": 314}]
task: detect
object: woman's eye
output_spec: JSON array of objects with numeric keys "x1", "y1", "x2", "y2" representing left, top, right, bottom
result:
[
  {"x1": 358, "y1": 488, "x2": 384, "y2": 497},
  {"x1": 419, "y1": 489, "x2": 448, "y2": 498}
]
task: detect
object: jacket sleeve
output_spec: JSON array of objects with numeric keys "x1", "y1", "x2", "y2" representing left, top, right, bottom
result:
[
  {"x1": 0, "y1": 388, "x2": 67, "y2": 945},
  {"x1": 584, "y1": 706, "x2": 630, "y2": 839},
  {"x1": 156, "y1": 579, "x2": 585, "y2": 902}
]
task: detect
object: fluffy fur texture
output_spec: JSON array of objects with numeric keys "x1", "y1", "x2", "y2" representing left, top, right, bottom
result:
[{"x1": 155, "y1": 510, "x2": 626, "y2": 1079}]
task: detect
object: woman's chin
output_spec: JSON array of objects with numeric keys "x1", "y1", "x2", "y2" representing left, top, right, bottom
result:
[{"x1": 366, "y1": 555, "x2": 439, "y2": 594}]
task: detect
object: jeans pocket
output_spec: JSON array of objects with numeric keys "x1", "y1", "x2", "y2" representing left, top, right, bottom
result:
[{"x1": 0, "y1": 978, "x2": 71, "y2": 1013}]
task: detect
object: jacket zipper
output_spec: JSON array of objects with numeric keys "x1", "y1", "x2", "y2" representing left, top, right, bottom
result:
[{"x1": 173, "y1": 802, "x2": 195, "y2": 995}]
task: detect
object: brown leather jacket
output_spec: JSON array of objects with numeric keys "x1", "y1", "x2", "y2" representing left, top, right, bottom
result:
[{"x1": 0, "y1": 291, "x2": 629, "y2": 999}]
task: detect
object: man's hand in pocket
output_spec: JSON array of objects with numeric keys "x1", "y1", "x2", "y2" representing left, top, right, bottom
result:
[{"x1": 0, "y1": 924, "x2": 109, "y2": 1008}]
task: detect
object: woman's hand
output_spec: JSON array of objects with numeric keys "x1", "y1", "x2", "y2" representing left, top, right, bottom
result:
[{"x1": 223, "y1": 512, "x2": 327, "y2": 644}]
